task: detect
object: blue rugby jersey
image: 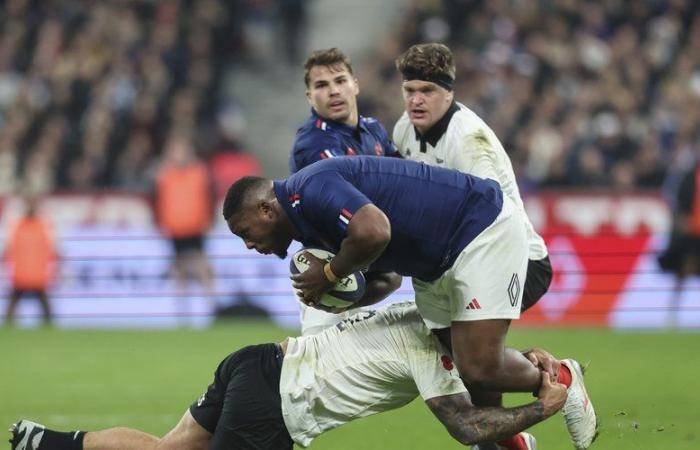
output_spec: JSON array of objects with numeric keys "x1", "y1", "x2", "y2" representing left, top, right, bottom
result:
[
  {"x1": 274, "y1": 156, "x2": 503, "y2": 282},
  {"x1": 289, "y1": 109, "x2": 399, "y2": 173}
]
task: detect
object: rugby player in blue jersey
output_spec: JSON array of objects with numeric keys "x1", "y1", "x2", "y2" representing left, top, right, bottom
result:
[
  {"x1": 223, "y1": 157, "x2": 597, "y2": 450},
  {"x1": 290, "y1": 48, "x2": 403, "y2": 335},
  {"x1": 290, "y1": 48, "x2": 400, "y2": 173}
]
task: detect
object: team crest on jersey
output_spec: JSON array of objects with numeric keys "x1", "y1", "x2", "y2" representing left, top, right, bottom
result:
[
  {"x1": 288, "y1": 193, "x2": 301, "y2": 208},
  {"x1": 374, "y1": 142, "x2": 383, "y2": 155}
]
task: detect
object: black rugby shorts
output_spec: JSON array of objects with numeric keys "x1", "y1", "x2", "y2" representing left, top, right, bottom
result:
[
  {"x1": 189, "y1": 343, "x2": 293, "y2": 450},
  {"x1": 521, "y1": 256, "x2": 553, "y2": 312}
]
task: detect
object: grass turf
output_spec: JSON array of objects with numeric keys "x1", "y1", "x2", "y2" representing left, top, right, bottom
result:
[{"x1": 1, "y1": 322, "x2": 697, "y2": 449}]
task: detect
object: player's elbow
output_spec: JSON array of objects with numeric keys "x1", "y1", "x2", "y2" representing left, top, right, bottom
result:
[
  {"x1": 386, "y1": 272, "x2": 403, "y2": 292},
  {"x1": 356, "y1": 221, "x2": 391, "y2": 253},
  {"x1": 351, "y1": 204, "x2": 391, "y2": 252},
  {"x1": 444, "y1": 421, "x2": 485, "y2": 446},
  {"x1": 366, "y1": 213, "x2": 391, "y2": 247}
]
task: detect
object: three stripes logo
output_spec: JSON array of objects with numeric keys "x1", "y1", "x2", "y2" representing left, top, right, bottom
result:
[
  {"x1": 338, "y1": 208, "x2": 353, "y2": 229},
  {"x1": 466, "y1": 298, "x2": 482, "y2": 310}
]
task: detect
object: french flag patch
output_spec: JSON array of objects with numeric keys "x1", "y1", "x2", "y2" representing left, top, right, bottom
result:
[
  {"x1": 338, "y1": 208, "x2": 353, "y2": 228},
  {"x1": 289, "y1": 193, "x2": 301, "y2": 208},
  {"x1": 319, "y1": 149, "x2": 335, "y2": 159}
]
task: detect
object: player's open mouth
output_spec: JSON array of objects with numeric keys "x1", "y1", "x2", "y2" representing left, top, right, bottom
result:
[{"x1": 329, "y1": 101, "x2": 345, "y2": 109}]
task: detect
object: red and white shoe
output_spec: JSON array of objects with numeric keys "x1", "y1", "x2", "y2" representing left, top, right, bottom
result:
[
  {"x1": 500, "y1": 432, "x2": 537, "y2": 450},
  {"x1": 472, "y1": 432, "x2": 536, "y2": 450},
  {"x1": 560, "y1": 359, "x2": 598, "y2": 449}
]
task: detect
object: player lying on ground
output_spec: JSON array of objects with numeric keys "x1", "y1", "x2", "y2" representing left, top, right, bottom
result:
[{"x1": 10, "y1": 303, "x2": 567, "y2": 450}]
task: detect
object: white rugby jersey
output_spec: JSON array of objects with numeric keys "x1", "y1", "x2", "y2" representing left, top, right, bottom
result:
[
  {"x1": 280, "y1": 303, "x2": 466, "y2": 447},
  {"x1": 393, "y1": 102, "x2": 547, "y2": 260}
]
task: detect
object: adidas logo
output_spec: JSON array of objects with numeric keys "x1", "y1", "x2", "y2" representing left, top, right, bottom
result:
[{"x1": 466, "y1": 298, "x2": 481, "y2": 310}]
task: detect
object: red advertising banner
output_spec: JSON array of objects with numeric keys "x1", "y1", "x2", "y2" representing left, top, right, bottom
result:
[{"x1": 520, "y1": 193, "x2": 674, "y2": 326}]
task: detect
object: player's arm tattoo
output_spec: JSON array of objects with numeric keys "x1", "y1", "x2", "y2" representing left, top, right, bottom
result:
[{"x1": 425, "y1": 393, "x2": 546, "y2": 445}]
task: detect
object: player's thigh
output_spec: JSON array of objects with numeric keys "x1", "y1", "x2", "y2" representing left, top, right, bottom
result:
[
  {"x1": 158, "y1": 409, "x2": 210, "y2": 450},
  {"x1": 208, "y1": 344, "x2": 292, "y2": 450},
  {"x1": 412, "y1": 277, "x2": 453, "y2": 329},
  {"x1": 449, "y1": 201, "x2": 528, "y2": 321}
]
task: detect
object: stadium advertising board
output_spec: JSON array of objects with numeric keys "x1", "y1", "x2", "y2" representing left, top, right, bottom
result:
[{"x1": 0, "y1": 193, "x2": 696, "y2": 329}]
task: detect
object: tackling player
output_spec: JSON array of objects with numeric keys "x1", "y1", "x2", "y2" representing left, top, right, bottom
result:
[
  {"x1": 290, "y1": 48, "x2": 402, "y2": 335},
  {"x1": 10, "y1": 303, "x2": 568, "y2": 450},
  {"x1": 223, "y1": 156, "x2": 596, "y2": 449}
]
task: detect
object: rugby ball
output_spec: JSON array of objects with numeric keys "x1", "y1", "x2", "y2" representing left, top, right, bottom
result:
[{"x1": 290, "y1": 247, "x2": 366, "y2": 309}]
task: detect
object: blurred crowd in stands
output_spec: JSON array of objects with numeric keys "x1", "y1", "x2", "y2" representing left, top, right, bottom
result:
[
  {"x1": 1, "y1": 0, "x2": 700, "y2": 195},
  {"x1": 361, "y1": 0, "x2": 700, "y2": 193},
  {"x1": 0, "y1": 0, "x2": 260, "y2": 195}
]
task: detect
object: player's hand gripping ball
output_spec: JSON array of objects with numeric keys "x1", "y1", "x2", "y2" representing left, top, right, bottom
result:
[{"x1": 289, "y1": 247, "x2": 366, "y2": 309}]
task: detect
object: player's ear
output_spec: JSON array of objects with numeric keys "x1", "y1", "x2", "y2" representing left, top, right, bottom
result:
[
  {"x1": 305, "y1": 89, "x2": 312, "y2": 104},
  {"x1": 353, "y1": 77, "x2": 360, "y2": 95},
  {"x1": 258, "y1": 200, "x2": 272, "y2": 217}
]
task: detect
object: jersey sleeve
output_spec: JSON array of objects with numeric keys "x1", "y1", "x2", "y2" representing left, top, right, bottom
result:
[
  {"x1": 291, "y1": 131, "x2": 346, "y2": 173},
  {"x1": 406, "y1": 340, "x2": 467, "y2": 401},
  {"x1": 301, "y1": 175, "x2": 372, "y2": 240}
]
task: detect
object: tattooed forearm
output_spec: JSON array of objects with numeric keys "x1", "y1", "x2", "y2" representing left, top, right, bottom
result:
[{"x1": 426, "y1": 393, "x2": 546, "y2": 445}]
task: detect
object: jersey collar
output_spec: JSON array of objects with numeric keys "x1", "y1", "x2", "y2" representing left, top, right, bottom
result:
[
  {"x1": 414, "y1": 101, "x2": 460, "y2": 149},
  {"x1": 310, "y1": 108, "x2": 368, "y2": 137}
]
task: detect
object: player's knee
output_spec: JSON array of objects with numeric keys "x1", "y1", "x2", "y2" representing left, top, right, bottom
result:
[
  {"x1": 157, "y1": 410, "x2": 211, "y2": 450},
  {"x1": 455, "y1": 358, "x2": 496, "y2": 387}
]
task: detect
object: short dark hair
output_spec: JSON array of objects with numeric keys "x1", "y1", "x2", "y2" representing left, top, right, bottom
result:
[
  {"x1": 222, "y1": 176, "x2": 268, "y2": 221},
  {"x1": 395, "y1": 43, "x2": 456, "y2": 81},
  {"x1": 304, "y1": 48, "x2": 354, "y2": 87}
]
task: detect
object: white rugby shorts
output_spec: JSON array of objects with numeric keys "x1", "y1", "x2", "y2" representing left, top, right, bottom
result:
[{"x1": 413, "y1": 196, "x2": 528, "y2": 330}]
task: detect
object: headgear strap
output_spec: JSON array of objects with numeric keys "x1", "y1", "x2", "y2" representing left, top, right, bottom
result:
[{"x1": 403, "y1": 70, "x2": 454, "y2": 91}]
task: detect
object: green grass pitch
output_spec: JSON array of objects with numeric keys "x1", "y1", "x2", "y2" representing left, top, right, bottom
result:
[{"x1": 1, "y1": 322, "x2": 698, "y2": 449}]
